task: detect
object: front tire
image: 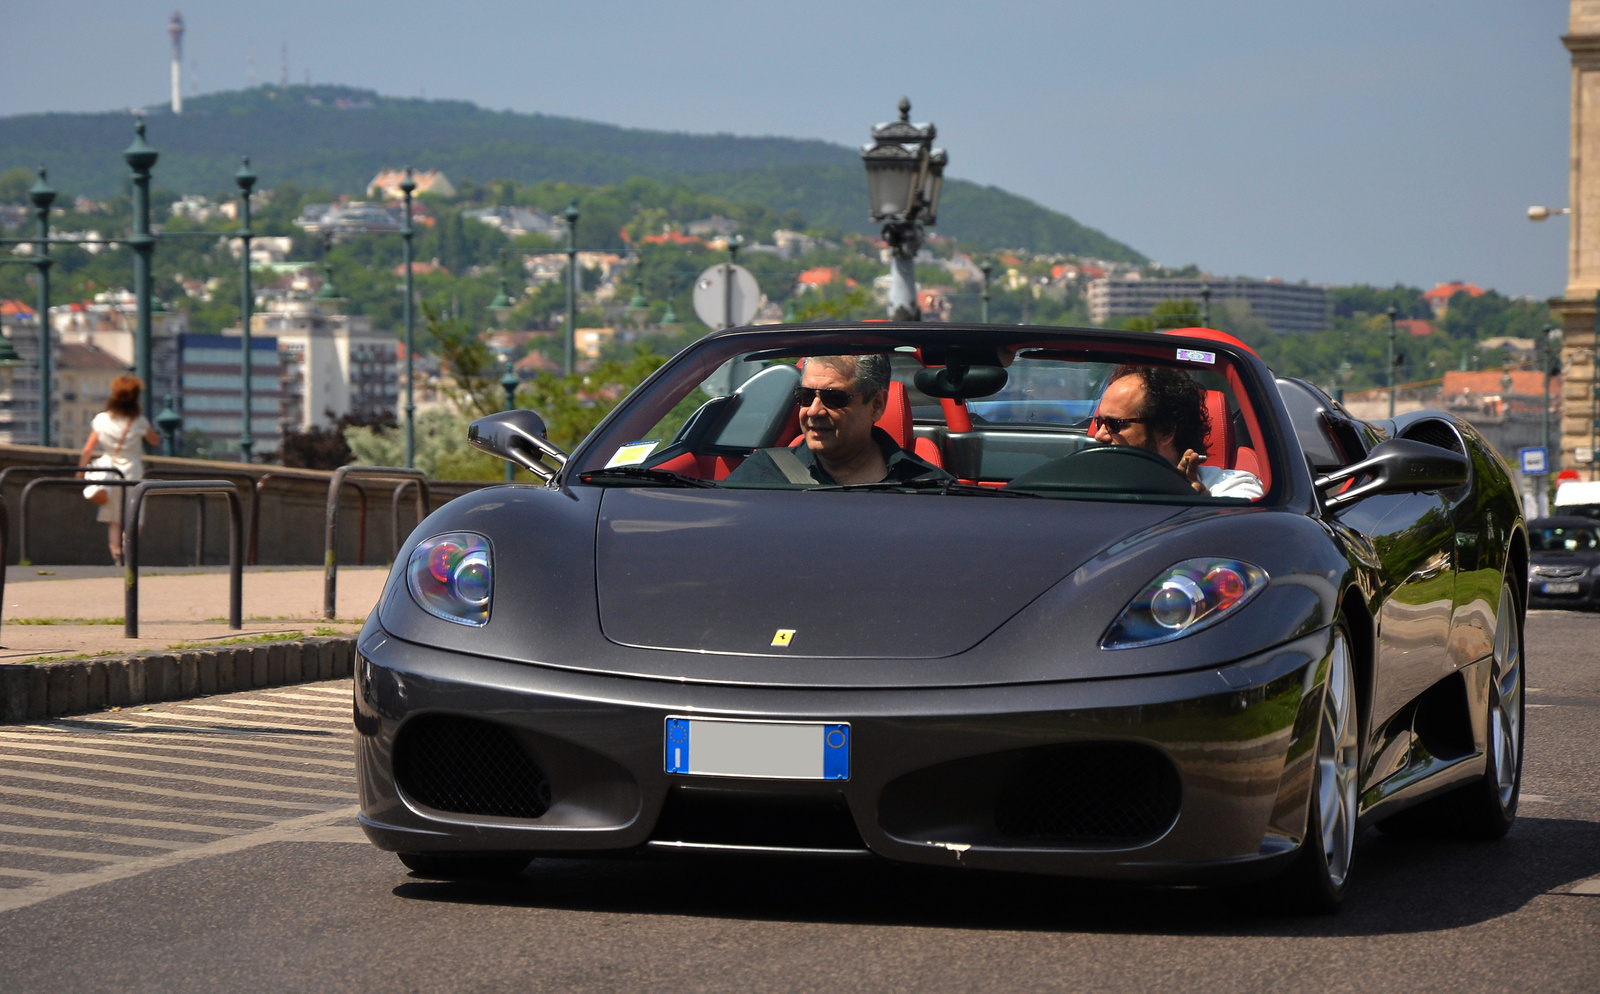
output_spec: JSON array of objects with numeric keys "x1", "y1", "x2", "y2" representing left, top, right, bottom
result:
[{"x1": 1275, "y1": 621, "x2": 1359, "y2": 914}]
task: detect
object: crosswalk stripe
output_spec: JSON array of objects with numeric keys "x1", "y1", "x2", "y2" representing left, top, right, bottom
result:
[
  {"x1": 0, "y1": 756, "x2": 352, "y2": 798},
  {"x1": 263, "y1": 691, "x2": 351, "y2": 704},
  {"x1": 64, "y1": 712, "x2": 343, "y2": 735},
  {"x1": 0, "y1": 824, "x2": 191, "y2": 850},
  {"x1": 0, "y1": 842, "x2": 141, "y2": 863},
  {"x1": 174, "y1": 704, "x2": 349, "y2": 725},
  {"x1": 0, "y1": 802, "x2": 237, "y2": 835},
  {"x1": 0, "y1": 867, "x2": 53, "y2": 880},
  {"x1": 204, "y1": 698, "x2": 348, "y2": 715},
  {"x1": 4, "y1": 726, "x2": 351, "y2": 759},
  {"x1": 0, "y1": 784, "x2": 290, "y2": 822},
  {"x1": 0, "y1": 771, "x2": 335, "y2": 810},
  {"x1": 0, "y1": 741, "x2": 355, "y2": 779}
]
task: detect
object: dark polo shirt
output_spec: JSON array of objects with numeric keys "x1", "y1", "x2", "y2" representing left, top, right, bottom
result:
[{"x1": 724, "y1": 426, "x2": 950, "y2": 486}]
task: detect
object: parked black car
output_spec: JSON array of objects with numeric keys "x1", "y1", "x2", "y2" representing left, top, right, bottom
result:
[
  {"x1": 353, "y1": 323, "x2": 1527, "y2": 914},
  {"x1": 1527, "y1": 516, "x2": 1600, "y2": 610}
]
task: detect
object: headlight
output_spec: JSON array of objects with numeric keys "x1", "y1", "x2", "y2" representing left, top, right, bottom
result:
[
  {"x1": 1101, "y1": 557, "x2": 1268, "y2": 649},
  {"x1": 406, "y1": 532, "x2": 493, "y2": 626}
]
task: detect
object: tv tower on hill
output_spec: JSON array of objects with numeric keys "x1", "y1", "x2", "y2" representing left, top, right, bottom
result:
[{"x1": 168, "y1": 11, "x2": 184, "y2": 114}]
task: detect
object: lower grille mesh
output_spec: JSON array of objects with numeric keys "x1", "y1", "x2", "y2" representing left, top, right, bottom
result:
[
  {"x1": 393, "y1": 715, "x2": 552, "y2": 819},
  {"x1": 993, "y1": 743, "x2": 1180, "y2": 846}
]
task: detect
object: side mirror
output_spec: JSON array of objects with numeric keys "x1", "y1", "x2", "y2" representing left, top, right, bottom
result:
[
  {"x1": 1316, "y1": 437, "x2": 1468, "y2": 510},
  {"x1": 467, "y1": 409, "x2": 569, "y2": 482}
]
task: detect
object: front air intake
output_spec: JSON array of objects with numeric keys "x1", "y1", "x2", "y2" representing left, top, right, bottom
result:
[
  {"x1": 393, "y1": 714, "x2": 552, "y2": 819},
  {"x1": 992, "y1": 743, "x2": 1180, "y2": 846}
]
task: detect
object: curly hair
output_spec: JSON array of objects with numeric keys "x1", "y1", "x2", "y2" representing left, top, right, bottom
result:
[
  {"x1": 1109, "y1": 365, "x2": 1210, "y2": 457},
  {"x1": 106, "y1": 375, "x2": 144, "y2": 418}
]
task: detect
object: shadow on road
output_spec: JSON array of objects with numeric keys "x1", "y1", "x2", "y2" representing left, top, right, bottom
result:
[{"x1": 390, "y1": 815, "x2": 1600, "y2": 937}]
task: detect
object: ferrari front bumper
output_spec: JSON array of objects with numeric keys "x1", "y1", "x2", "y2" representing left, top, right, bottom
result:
[{"x1": 353, "y1": 625, "x2": 1332, "y2": 882}]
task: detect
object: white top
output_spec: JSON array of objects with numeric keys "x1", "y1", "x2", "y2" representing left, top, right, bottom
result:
[
  {"x1": 1200, "y1": 465, "x2": 1263, "y2": 499},
  {"x1": 90, "y1": 412, "x2": 152, "y2": 481}
]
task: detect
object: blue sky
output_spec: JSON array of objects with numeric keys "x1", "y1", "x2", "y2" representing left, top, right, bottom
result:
[{"x1": 0, "y1": 1, "x2": 1572, "y2": 298}]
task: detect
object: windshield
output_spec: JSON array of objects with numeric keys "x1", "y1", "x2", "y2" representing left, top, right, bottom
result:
[
  {"x1": 1532, "y1": 525, "x2": 1600, "y2": 552},
  {"x1": 573, "y1": 327, "x2": 1277, "y2": 504}
]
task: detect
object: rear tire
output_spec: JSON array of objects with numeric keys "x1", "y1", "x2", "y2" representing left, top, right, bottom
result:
[
  {"x1": 1274, "y1": 621, "x2": 1358, "y2": 915},
  {"x1": 398, "y1": 851, "x2": 533, "y2": 880}
]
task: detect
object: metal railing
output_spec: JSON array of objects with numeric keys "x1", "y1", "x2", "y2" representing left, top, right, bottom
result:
[
  {"x1": 123, "y1": 480, "x2": 242, "y2": 638},
  {"x1": 324, "y1": 466, "x2": 428, "y2": 619}
]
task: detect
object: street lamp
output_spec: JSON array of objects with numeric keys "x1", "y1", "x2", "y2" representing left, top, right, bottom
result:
[
  {"x1": 1528, "y1": 206, "x2": 1571, "y2": 221},
  {"x1": 1200, "y1": 282, "x2": 1212, "y2": 329},
  {"x1": 499, "y1": 358, "x2": 520, "y2": 483},
  {"x1": 235, "y1": 156, "x2": 257, "y2": 463},
  {"x1": 488, "y1": 278, "x2": 514, "y2": 318},
  {"x1": 860, "y1": 97, "x2": 946, "y2": 321},
  {"x1": 400, "y1": 169, "x2": 417, "y2": 468},
  {"x1": 156, "y1": 394, "x2": 182, "y2": 456},
  {"x1": 563, "y1": 201, "x2": 579, "y2": 376},
  {"x1": 28, "y1": 168, "x2": 54, "y2": 446},
  {"x1": 1385, "y1": 304, "x2": 1399, "y2": 419},
  {"x1": 980, "y1": 261, "x2": 993, "y2": 323},
  {"x1": 123, "y1": 119, "x2": 159, "y2": 424},
  {"x1": 724, "y1": 233, "x2": 743, "y2": 330}
]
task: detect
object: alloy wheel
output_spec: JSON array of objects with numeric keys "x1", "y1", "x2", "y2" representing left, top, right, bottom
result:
[
  {"x1": 1317, "y1": 629, "x2": 1359, "y2": 889},
  {"x1": 1489, "y1": 584, "x2": 1524, "y2": 808}
]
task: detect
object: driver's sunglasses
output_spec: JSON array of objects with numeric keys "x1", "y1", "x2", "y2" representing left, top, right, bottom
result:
[
  {"x1": 794, "y1": 386, "x2": 859, "y2": 409},
  {"x1": 1091, "y1": 414, "x2": 1148, "y2": 434}
]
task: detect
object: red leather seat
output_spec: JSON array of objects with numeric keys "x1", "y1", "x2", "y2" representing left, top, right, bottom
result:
[{"x1": 1201, "y1": 390, "x2": 1234, "y2": 468}]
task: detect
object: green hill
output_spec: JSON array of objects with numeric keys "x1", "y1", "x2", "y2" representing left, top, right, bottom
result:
[{"x1": 0, "y1": 84, "x2": 1143, "y2": 262}]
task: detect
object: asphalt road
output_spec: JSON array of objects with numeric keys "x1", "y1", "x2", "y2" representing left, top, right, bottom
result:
[{"x1": 0, "y1": 612, "x2": 1596, "y2": 993}]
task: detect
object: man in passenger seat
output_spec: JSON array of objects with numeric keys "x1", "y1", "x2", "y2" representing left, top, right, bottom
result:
[
  {"x1": 1093, "y1": 365, "x2": 1264, "y2": 499},
  {"x1": 724, "y1": 354, "x2": 950, "y2": 487}
]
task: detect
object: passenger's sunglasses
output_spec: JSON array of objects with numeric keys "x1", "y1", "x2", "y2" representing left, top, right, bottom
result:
[
  {"x1": 1091, "y1": 414, "x2": 1149, "y2": 434},
  {"x1": 793, "y1": 386, "x2": 859, "y2": 409}
]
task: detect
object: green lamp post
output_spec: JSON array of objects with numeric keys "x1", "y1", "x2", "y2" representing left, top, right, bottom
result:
[
  {"x1": 979, "y1": 260, "x2": 993, "y2": 324},
  {"x1": 156, "y1": 394, "x2": 182, "y2": 457},
  {"x1": 499, "y1": 362, "x2": 520, "y2": 482},
  {"x1": 27, "y1": 168, "x2": 54, "y2": 446},
  {"x1": 235, "y1": 156, "x2": 257, "y2": 463},
  {"x1": 123, "y1": 119, "x2": 159, "y2": 424},
  {"x1": 563, "y1": 201, "x2": 579, "y2": 376},
  {"x1": 1385, "y1": 304, "x2": 1399, "y2": 419},
  {"x1": 400, "y1": 169, "x2": 417, "y2": 468},
  {"x1": 488, "y1": 278, "x2": 514, "y2": 316}
]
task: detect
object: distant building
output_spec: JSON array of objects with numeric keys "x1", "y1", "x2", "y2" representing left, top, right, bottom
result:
[
  {"x1": 0, "y1": 300, "x2": 46, "y2": 445},
  {"x1": 1397, "y1": 318, "x2": 1435, "y2": 338},
  {"x1": 295, "y1": 202, "x2": 401, "y2": 237},
  {"x1": 177, "y1": 333, "x2": 283, "y2": 456},
  {"x1": 1087, "y1": 276, "x2": 1330, "y2": 334},
  {"x1": 463, "y1": 207, "x2": 563, "y2": 240},
  {"x1": 1422, "y1": 281, "x2": 1486, "y2": 318},
  {"x1": 367, "y1": 169, "x2": 455, "y2": 200},
  {"x1": 57, "y1": 342, "x2": 130, "y2": 450},
  {"x1": 575, "y1": 327, "x2": 616, "y2": 362},
  {"x1": 50, "y1": 290, "x2": 182, "y2": 413},
  {"x1": 686, "y1": 216, "x2": 739, "y2": 238},
  {"x1": 245, "y1": 299, "x2": 398, "y2": 431}
]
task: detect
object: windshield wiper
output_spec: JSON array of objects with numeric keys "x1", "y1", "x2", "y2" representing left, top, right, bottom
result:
[
  {"x1": 809, "y1": 478, "x2": 1040, "y2": 498},
  {"x1": 577, "y1": 467, "x2": 717, "y2": 488}
]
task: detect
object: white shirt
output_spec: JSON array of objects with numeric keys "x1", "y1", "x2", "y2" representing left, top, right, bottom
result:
[{"x1": 1200, "y1": 465, "x2": 1263, "y2": 499}]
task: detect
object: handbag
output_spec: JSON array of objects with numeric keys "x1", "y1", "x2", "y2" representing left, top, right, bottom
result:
[{"x1": 82, "y1": 417, "x2": 133, "y2": 505}]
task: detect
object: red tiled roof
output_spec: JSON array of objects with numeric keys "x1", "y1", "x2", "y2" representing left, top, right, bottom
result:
[
  {"x1": 1440, "y1": 369, "x2": 1553, "y2": 396},
  {"x1": 1397, "y1": 318, "x2": 1434, "y2": 337},
  {"x1": 1, "y1": 299, "x2": 34, "y2": 317},
  {"x1": 798, "y1": 267, "x2": 839, "y2": 287},
  {"x1": 1423, "y1": 282, "x2": 1485, "y2": 301}
]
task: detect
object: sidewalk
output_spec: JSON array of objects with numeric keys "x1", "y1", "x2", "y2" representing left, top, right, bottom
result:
[{"x1": 0, "y1": 565, "x2": 384, "y2": 664}]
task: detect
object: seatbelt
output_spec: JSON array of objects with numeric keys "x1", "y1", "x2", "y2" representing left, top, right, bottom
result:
[{"x1": 762, "y1": 447, "x2": 817, "y2": 485}]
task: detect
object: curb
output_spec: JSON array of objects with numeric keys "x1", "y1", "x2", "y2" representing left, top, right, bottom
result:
[{"x1": 0, "y1": 637, "x2": 357, "y2": 724}]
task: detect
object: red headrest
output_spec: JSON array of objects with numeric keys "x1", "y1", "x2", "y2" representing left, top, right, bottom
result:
[
  {"x1": 877, "y1": 381, "x2": 913, "y2": 450},
  {"x1": 1202, "y1": 390, "x2": 1233, "y2": 465},
  {"x1": 1163, "y1": 327, "x2": 1257, "y2": 356}
]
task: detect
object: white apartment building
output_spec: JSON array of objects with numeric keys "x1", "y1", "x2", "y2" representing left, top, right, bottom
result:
[
  {"x1": 1087, "y1": 276, "x2": 1330, "y2": 335},
  {"x1": 243, "y1": 298, "x2": 399, "y2": 431}
]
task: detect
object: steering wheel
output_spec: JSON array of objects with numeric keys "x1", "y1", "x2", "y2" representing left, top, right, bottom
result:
[{"x1": 1004, "y1": 443, "x2": 1197, "y2": 495}]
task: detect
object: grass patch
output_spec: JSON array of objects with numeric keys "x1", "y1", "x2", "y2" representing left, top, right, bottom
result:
[
  {"x1": 9, "y1": 617, "x2": 125, "y2": 626},
  {"x1": 166, "y1": 630, "x2": 306, "y2": 651},
  {"x1": 311, "y1": 626, "x2": 345, "y2": 637}
]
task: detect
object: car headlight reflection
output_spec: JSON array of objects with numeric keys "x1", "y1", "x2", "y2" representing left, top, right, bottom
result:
[
  {"x1": 407, "y1": 532, "x2": 493, "y2": 626},
  {"x1": 1101, "y1": 557, "x2": 1267, "y2": 649}
]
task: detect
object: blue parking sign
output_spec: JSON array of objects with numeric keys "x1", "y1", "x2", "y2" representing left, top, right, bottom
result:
[{"x1": 1519, "y1": 447, "x2": 1548, "y2": 475}]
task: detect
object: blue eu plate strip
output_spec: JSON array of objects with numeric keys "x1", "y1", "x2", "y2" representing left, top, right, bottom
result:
[
  {"x1": 823, "y1": 723, "x2": 850, "y2": 780},
  {"x1": 665, "y1": 717, "x2": 690, "y2": 774}
]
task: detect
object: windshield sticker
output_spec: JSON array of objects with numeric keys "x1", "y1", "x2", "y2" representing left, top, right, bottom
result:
[
  {"x1": 1176, "y1": 348, "x2": 1216, "y2": 365},
  {"x1": 605, "y1": 440, "x2": 660, "y2": 468}
]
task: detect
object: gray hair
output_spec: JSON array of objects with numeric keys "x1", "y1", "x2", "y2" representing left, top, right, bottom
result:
[{"x1": 809, "y1": 354, "x2": 891, "y2": 398}]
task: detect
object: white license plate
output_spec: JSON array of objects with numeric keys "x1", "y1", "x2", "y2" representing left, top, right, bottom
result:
[
  {"x1": 664, "y1": 717, "x2": 849, "y2": 780},
  {"x1": 1541, "y1": 581, "x2": 1581, "y2": 594}
]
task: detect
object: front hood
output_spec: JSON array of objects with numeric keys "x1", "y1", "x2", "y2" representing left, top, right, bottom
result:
[{"x1": 595, "y1": 487, "x2": 1180, "y2": 658}]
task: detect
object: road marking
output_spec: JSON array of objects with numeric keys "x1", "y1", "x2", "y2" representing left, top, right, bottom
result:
[
  {"x1": 1571, "y1": 877, "x2": 1600, "y2": 896},
  {"x1": 41, "y1": 718, "x2": 342, "y2": 740},
  {"x1": 0, "y1": 843, "x2": 140, "y2": 863},
  {"x1": 0, "y1": 824, "x2": 190, "y2": 850},
  {"x1": 0, "y1": 770, "x2": 334, "y2": 810},
  {"x1": 176, "y1": 704, "x2": 350, "y2": 724},
  {"x1": 57, "y1": 712, "x2": 341, "y2": 735},
  {"x1": 209, "y1": 698, "x2": 348, "y2": 715},
  {"x1": 0, "y1": 785, "x2": 284, "y2": 822},
  {"x1": 1, "y1": 727, "x2": 351, "y2": 760},
  {"x1": 0, "y1": 805, "x2": 360, "y2": 914},
  {"x1": 0, "y1": 756, "x2": 352, "y2": 798},
  {"x1": 0, "y1": 741, "x2": 355, "y2": 779},
  {"x1": 0, "y1": 803, "x2": 237, "y2": 835}
]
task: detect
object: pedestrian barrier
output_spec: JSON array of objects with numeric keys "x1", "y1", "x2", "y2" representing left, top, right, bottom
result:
[
  {"x1": 0, "y1": 466, "x2": 128, "y2": 623},
  {"x1": 123, "y1": 480, "x2": 243, "y2": 638},
  {"x1": 17, "y1": 476, "x2": 141, "y2": 565},
  {"x1": 324, "y1": 466, "x2": 428, "y2": 619}
]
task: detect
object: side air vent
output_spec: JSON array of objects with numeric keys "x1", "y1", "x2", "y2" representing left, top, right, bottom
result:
[
  {"x1": 992, "y1": 743, "x2": 1181, "y2": 846},
  {"x1": 1400, "y1": 418, "x2": 1464, "y2": 455},
  {"x1": 393, "y1": 714, "x2": 552, "y2": 819}
]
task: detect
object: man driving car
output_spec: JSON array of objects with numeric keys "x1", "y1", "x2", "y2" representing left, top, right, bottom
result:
[
  {"x1": 725, "y1": 354, "x2": 949, "y2": 486},
  {"x1": 1093, "y1": 365, "x2": 1263, "y2": 499}
]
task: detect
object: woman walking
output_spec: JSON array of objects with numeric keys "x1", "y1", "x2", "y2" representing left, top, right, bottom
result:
[{"x1": 77, "y1": 375, "x2": 160, "y2": 564}]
